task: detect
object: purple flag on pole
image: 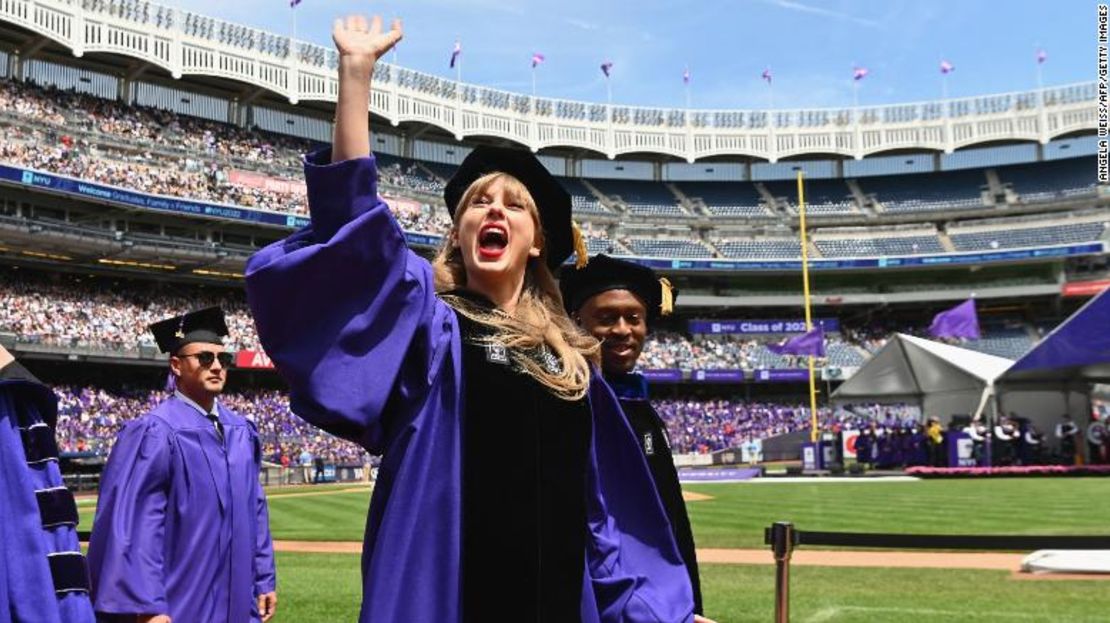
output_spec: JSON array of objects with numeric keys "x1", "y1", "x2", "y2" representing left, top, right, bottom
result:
[
  {"x1": 940, "y1": 59, "x2": 954, "y2": 74},
  {"x1": 683, "y1": 67, "x2": 690, "y2": 85},
  {"x1": 767, "y1": 327, "x2": 826, "y2": 357},
  {"x1": 761, "y1": 68, "x2": 772, "y2": 84},
  {"x1": 449, "y1": 40, "x2": 461, "y2": 69},
  {"x1": 1036, "y1": 48, "x2": 1047, "y2": 64},
  {"x1": 928, "y1": 299, "x2": 981, "y2": 340},
  {"x1": 531, "y1": 52, "x2": 545, "y2": 68},
  {"x1": 852, "y1": 66, "x2": 869, "y2": 81},
  {"x1": 289, "y1": 0, "x2": 302, "y2": 7},
  {"x1": 601, "y1": 61, "x2": 613, "y2": 78}
]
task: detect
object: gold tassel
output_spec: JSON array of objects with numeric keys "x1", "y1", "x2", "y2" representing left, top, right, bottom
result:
[
  {"x1": 571, "y1": 221, "x2": 589, "y2": 269},
  {"x1": 659, "y1": 277, "x2": 674, "y2": 316}
]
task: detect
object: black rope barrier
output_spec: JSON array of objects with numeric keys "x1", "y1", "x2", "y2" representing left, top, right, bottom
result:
[
  {"x1": 763, "y1": 527, "x2": 1110, "y2": 551},
  {"x1": 764, "y1": 522, "x2": 1110, "y2": 623}
]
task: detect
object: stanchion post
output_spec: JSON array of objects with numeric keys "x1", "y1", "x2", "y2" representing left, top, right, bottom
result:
[{"x1": 771, "y1": 522, "x2": 796, "y2": 623}]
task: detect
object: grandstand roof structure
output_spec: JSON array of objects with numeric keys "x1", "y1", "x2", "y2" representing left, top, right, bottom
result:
[
  {"x1": 0, "y1": 0, "x2": 1097, "y2": 162},
  {"x1": 999, "y1": 288, "x2": 1110, "y2": 384}
]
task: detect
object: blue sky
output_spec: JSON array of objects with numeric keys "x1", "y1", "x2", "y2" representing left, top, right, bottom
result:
[{"x1": 180, "y1": 0, "x2": 1092, "y2": 110}]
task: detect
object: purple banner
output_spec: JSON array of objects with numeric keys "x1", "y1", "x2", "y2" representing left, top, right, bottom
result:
[
  {"x1": 678, "y1": 468, "x2": 762, "y2": 482},
  {"x1": 641, "y1": 369, "x2": 683, "y2": 383},
  {"x1": 752, "y1": 369, "x2": 813, "y2": 383},
  {"x1": 688, "y1": 318, "x2": 839, "y2": 335},
  {"x1": 690, "y1": 369, "x2": 746, "y2": 383}
]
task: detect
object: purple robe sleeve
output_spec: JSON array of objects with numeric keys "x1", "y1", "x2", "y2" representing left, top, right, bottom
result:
[
  {"x1": 585, "y1": 371, "x2": 695, "y2": 623},
  {"x1": 87, "y1": 418, "x2": 172, "y2": 616},
  {"x1": 244, "y1": 150, "x2": 450, "y2": 454},
  {"x1": 254, "y1": 469, "x2": 276, "y2": 595}
]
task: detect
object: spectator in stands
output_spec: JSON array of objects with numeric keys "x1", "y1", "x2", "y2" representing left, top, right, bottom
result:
[
  {"x1": 561, "y1": 254, "x2": 708, "y2": 620},
  {"x1": 299, "y1": 447, "x2": 314, "y2": 484},
  {"x1": 88, "y1": 307, "x2": 277, "y2": 623}
]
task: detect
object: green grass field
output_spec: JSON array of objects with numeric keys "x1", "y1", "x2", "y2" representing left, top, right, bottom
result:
[
  {"x1": 255, "y1": 477, "x2": 1110, "y2": 547},
  {"x1": 80, "y1": 478, "x2": 1110, "y2": 622},
  {"x1": 270, "y1": 555, "x2": 1109, "y2": 623}
]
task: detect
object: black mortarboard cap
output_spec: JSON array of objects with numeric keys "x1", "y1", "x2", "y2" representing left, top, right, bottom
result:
[
  {"x1": 444, "y1": 145, "x2": 578, "y2": 271},
  {"x1": 148, "y1": 307, "x2": 229, "y2": 354},
  {"x1": 559, "y1": 254, "x2": 678, "y2": 320}
]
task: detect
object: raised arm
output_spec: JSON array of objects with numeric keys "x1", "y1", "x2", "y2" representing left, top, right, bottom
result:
[
  {"x1": 245, "y1": 13, "x2": 453, "y2": 454},
  {"x1": 331, "y1": 14, "x2": 402, "y2": 163}
]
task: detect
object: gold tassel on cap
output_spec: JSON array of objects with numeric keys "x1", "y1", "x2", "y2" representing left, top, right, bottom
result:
[
  {"x1": 659, "y1": 277, "x2": 674, "y2": 316},
  {"x1": 571, "y1": 221, "x2": 589, "y2": 269}
]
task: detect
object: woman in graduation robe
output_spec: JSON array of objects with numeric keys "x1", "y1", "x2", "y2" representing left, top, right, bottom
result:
[{"x1": 245, "y1": 14, "x2": 694, "y2": 623}]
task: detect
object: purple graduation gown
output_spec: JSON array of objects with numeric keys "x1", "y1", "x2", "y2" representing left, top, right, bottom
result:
[
  {"x1": 0, "y1": 360, "x2": 96, "y2": 623},
  {"x1": 87, "y1": 397, "x2": 276, "y2": 622},
  {"x1": 245, "y1": 150, "x2": 695, "y2": 622}
]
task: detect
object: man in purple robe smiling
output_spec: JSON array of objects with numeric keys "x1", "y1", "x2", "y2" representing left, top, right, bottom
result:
[{"x1": 87, "y1": 307, "x2": 277, "y2": 623}]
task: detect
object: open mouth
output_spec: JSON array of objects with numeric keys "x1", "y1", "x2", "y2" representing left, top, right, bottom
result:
[{"x1": 477, "y1": 223, "x2": 508, "y2": 260}]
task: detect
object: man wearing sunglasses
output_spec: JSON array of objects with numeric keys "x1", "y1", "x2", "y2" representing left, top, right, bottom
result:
[{"x1": 87, "y1": 307, "x2": 277, "y2": 623}]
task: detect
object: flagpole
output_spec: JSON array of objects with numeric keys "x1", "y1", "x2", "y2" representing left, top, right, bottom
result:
[
  {"x1": 532, "y1": 65, "x2": 537, "y2": 98},
  {"x1": 797, "y1": 169, "x2": 819, "y2": 445},
  {"x1": 291, "y1": 5, "x2": 297, "y2": 54}
]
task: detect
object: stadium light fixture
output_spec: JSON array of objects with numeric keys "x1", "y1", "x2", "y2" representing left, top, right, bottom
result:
[
  {"x1": 97, "y1": 258, "x2": 175, "y2": 270},
  {"x1": 21, "y1": 250, "x2": 71, "y2": 261}
]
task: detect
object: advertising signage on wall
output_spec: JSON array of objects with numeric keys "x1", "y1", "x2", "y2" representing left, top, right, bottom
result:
[
  {"x1": 0, "y1": 164, "x2": 311, "y2": 229},
  {"x1": 688, "y1": 319, "x2": 840, "y2": 334}
]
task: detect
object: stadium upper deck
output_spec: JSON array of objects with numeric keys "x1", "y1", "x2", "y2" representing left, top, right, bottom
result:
[
  {"x1": 0, "y1": 0, "x2": 1096, "y2": 161},
  {"x1": 0, "y1": 0, "x2": 1104, "y2": 301}
]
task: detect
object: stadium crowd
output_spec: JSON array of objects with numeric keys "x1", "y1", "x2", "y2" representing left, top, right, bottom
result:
[
  {"x1": 54, "y1": 385, "x2": 368, "y2": 466},
  {"x1": 0, "y1": 78, "x2": 451, "y2": 231},
  {"x1": 0, "y1": 269, "x2": 262, "y2": 351},
  {"x1": 53, "y1": 383, "x2": 910, "y2": 459}
]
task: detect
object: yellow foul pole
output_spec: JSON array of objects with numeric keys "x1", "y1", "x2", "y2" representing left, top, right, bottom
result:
[{"x1": 797, "y1": 170, "x2": 819, "y2": 444}]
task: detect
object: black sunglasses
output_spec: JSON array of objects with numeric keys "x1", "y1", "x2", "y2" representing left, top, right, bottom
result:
[{"x1": 178, "y1": 351, "x2": 234, "y2": 369}]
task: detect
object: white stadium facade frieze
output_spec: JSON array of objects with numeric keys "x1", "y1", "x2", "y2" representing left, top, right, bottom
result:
[{"x1": 0, "y1": 0, "x2": 1097, "y2": 162}]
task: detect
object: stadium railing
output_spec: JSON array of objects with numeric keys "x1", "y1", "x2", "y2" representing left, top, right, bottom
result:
[{"x1": 764, "y1": 522, "x2": 1110, "y2": 623}]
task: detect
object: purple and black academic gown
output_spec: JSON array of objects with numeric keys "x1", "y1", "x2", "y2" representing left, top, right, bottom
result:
[
  {"x1": 244, "y1": 150, "x2": 695, "y2": 622},
  {"x1": 87, "y1": 396, "x2": 276, "y2": 622},
  {"x1": 0, "y1": 358, "x2": 96, "y2": 623},
  {"x1": 607, "y1": 372, "x2": 703, "y2": 616}
]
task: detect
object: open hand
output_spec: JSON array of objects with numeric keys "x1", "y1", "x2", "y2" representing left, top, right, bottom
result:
[{"x1": 332, "y1": 14, "x2": 402, "y2": 64}]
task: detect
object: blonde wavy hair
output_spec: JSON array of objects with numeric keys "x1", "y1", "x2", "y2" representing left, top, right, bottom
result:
[{"x1": 433, "y1": 172, "x2": 599, "y2": 401}]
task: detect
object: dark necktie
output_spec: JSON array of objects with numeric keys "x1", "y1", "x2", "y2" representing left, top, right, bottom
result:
[{"x1": 207, "y1": 412, "x2": 224, "y2": 442}]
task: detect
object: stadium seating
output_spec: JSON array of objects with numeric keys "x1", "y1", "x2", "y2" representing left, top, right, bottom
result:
[
  {"x1": 589, "y1": 179, "x2": 690, "y2": 217},
  {"x1": 713, "y1": 238, "x2": 802, "y2": 259},
  {"x1": 949, "y1": 220, "x2": 1107, "y2": 251},
  {"x1": 762, "y1": 179, "x2": 859, "y2": 215},
  {"x1": 997, "y1": 158, "x2": 1097, "y2": 202},
  {"x1": 858, "y1": 169, "x2": 988, "y2": 212},
  {"x1": 677, "y1": 181, "x2": 771, "y2": 217},
  {"x1": 559, "y1": 178, "x2": 612, "y2": 215},
  {"x1": 623, "y1": 237, "x2": 712, "y2": 258},
  {"x1": 815, "y1": 233, "x2": 945, "y2": 257}
]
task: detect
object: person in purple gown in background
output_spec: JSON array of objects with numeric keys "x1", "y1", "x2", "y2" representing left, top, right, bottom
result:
[
  {"x1": 87, "y1": 307, "x2": 277, "y2": 623},
  {"x1": 245, "y1": 13, "x2": 694, "y2": 623}
]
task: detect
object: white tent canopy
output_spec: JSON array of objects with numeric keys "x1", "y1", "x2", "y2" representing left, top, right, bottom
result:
[{"x1": 831, "y1": 334, "x2": 1014, "y2": 424}]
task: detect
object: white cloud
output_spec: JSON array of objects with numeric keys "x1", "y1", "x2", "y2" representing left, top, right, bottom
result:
[{"x1": 758, "y1": 0, "x2": 884, "y2": 29}]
